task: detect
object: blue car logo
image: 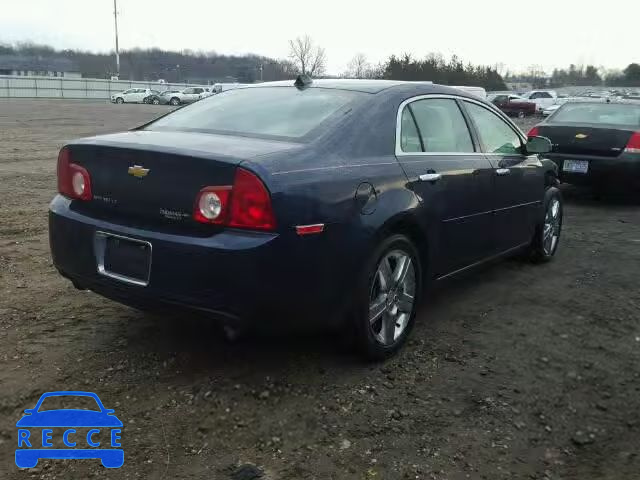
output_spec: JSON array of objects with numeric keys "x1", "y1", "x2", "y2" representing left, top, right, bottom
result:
[{"x1": 16, "y1": 391, "x2": 123, "y2": 468}]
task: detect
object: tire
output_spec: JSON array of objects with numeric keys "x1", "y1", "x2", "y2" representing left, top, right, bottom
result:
[
  {"x1": 152, "y1": 98, "x2": 160, "y2": 105},
  {"x1": 115, "y1": 97, "x2": 124, "y2": 104},
  {"x1": 170, "y1": 97, "x2": 180, "y2": 106},
  {"x1": 352, "y1": 234, "x2": 422, "y2": 360},
  {"x1": 529, "y1": 186, "x2": 563, "y2": 262}
]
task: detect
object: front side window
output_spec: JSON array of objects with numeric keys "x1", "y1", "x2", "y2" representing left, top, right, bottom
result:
[
  {"x1": 464, "y1": 102, "x2": 523, "y2": 155},
  {"x1": 183, "y1": 88, "x2": 195, "y2": 94},
  {"x1": 407, "y1": 98, "x2": 474, "y2": 153},
  {"x1": 147, "y1": 87, "x2": 365, "y2": 139}
]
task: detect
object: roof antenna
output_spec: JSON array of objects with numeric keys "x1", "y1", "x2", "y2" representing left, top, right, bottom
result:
[{"x1": 294, "y1": 74, "x2": 313, "y2": 89}]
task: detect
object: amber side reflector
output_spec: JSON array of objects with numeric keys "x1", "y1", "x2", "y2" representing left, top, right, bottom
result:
[{"x1": 296, "y1": 224, "x2": 324, "y2": 236}]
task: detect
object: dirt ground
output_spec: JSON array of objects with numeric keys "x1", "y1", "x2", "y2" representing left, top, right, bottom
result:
[{"x1": 1, "y1": 99, "x2": 639, "y2": 480}]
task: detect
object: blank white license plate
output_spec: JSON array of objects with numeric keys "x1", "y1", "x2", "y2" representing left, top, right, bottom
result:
[{"x1": 563, "y1": 159, "x2": 589, "y2": 174}]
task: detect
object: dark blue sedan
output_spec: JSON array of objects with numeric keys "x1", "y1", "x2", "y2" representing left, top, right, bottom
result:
[{"x1": 49, "y1": 77, "x2": 561, "y2": 359}]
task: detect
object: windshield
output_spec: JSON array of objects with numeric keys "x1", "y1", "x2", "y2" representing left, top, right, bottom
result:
[
  {"x1": 38, "y1": 395, "x2": 101, "y2": 412},
  {"x1": 146, "y1": 87, "x2": 365, "y2": 139},
  {"x1": 550, "y1": 103, "x2": 640, "y2": 126}
]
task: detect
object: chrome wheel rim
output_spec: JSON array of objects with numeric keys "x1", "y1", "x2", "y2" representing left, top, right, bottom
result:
[
  {"x1": 369, "y1": 250, "x2": 416, "y2": 346},
  {"x1": 543, "y1": 198, "x2": 561, "y2": 256}
]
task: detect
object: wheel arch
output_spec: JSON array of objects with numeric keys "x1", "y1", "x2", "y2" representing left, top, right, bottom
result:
[{"x1": 374, "y1": 212, "x2": 431, "y2": 282}]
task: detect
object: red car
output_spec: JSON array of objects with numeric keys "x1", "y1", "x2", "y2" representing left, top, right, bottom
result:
[{"x1": 489, "y1": 94, "x2": 537, "y2": 118}]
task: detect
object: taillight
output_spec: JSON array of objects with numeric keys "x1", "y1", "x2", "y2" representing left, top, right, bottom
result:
[
  {"x1": 528, "y1": 126, "x2": 540, "y2": 137},
  {"x1": 624, "y1": 132, "x2": 640, "y2": 154},
  {"x1": 57, "y1": 147, "x2": 92, "y2": 200},
  {"x1": 193, "y1": 167, "x2": 276, "y2": 231}
]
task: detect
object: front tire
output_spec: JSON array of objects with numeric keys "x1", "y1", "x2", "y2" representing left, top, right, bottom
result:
[
  {"x1": 152, "y1": 98, "x2": 160, "y2": 105},
  {"x1": 529, "y1": 186, "x2": 563, "y2": 262},
  {"x1": 352, "y1": 234, "x2": 422, "y2": 360},
  {"x1": 170, "y1": 97, "x2": 180, "y2": 106},
  {"x1": 115, "y1": 97, "x2": 124, "y2": 104}
]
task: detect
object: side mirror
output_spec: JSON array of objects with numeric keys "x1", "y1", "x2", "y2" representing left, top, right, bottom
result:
[
  {"x1": 105, "y1": 409, "x2": 116, "y2": 415},
  {"x1": 24, "y1": 409, "x2": 34, "y2": 415},
  {"x1": 527, "y1": 135, "x2": 552, "y2": 154}
]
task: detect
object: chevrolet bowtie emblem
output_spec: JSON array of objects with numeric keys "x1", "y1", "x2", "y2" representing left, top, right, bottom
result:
[
  {"x1": 128, "y1": 165, "x2": 149, "y2": 178},
  {"x1": 575, "y1": 133, "x2": 588, "y2": 139}
]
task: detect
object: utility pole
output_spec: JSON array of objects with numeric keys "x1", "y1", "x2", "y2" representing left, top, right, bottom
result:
[{"x1": 113, "y1": 0, "x2": 120, "y2": 78}]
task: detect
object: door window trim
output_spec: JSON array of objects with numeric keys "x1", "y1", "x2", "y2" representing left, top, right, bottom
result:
[{"x1": 396, "y1": 94, "x2": 488, "y2": 157}]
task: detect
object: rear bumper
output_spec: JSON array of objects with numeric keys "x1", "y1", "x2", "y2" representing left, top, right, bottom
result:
[
  {"x1": 546, "y1": 153, "x2": 640, "y2": 189},
  {"x1": 49, "y1": 195, "x2": 353, "y2": 328}
]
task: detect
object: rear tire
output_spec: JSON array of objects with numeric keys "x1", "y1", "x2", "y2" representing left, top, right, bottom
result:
[
  {"x1": 351, "y1": 234, "x2": 422, "y2": 361},
  {"x1": 529, "y1": 186, "x2": 563, "y2": 262}
]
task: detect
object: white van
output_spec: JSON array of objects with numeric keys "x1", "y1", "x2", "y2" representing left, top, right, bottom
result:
[{"x1": 450, "y1": 86, "x2": 487, "y2": 99}]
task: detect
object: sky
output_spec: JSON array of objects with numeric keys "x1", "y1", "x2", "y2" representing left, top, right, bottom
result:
[{"x1": 2, "y1": 0, "x2": 639, "y2": 75}]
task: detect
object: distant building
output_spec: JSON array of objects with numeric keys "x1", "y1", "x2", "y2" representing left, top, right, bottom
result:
[{"x1": 0, "y1": 55, "x2": 81, "y2": 78}]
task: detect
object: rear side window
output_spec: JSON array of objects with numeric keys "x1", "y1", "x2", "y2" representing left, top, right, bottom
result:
[
  {"x1": 400, "y1": 108, "x2": 422, "y2": 152},
  {"x1": 148, "y1": 87, "x2": 365, "y2": 139},
  {"x1": 408, "y1": 99, "x2": 474, "y2": 153},
  {"x1": 464, "y1": 102, "x2": 523, "y2": 155}
]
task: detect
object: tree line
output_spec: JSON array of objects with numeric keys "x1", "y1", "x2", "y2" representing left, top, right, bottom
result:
[
  {"x1": 506, "y1": 63, "x2": 640, "y2": 88},
  {"x1": 2, "y1": 38, "x2": 508, "y2": 90}
]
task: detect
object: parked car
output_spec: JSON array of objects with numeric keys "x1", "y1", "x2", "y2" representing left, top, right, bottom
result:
[
  {"x1": 529, "y1": 101, "x2": 640, "y2": 191},
  {"x1": 489, "y1": 93, "x2": 537, "y2": 117},
  {"x1": 166, "y1": 87, "x2": 207, "y2": 106},
  {"x1": 542, "y1": 104, "x2": 562, "y2": 116},
  {"x1": 110, "y1": 88, "x2": 159, "y2": 104},
  {"x1": 144, "y1": 89, "x2": 181, "y2": 105},
  {"x1": 49, "y1": 79, "x2": 561, "y2": 359},
  {"x1": 520, "y1": 90, "x2": 559, "y2": 112}
]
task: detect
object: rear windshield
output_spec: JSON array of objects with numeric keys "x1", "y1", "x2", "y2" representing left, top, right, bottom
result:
[
  {"x1": 146, "y1": 87, "x2": 365, "y2": 139},
  {"x1": 550, "y1": 103, "x2": 640, "y2": 126}
]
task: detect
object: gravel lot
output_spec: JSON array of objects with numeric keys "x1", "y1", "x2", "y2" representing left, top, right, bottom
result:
[{"x1": 1, "y1": 99, "x2": 639, "y2": 480}]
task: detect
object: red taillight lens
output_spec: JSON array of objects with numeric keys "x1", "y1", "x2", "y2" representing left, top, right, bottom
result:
[
  {"x1": 624, "y1": 132, "x2": 640, "y2": 154},
  {"x1": 57, "y1": 147, "x2": 92, "y2": 200},
  {"x1": 193, "y1": 168, "x2": 276, "y2": 231},
  {"x1": 528, "y1": 126, "x2": 540, "y2": 137},
  {"x1": 229, "y1": 168, "x2": 276, "y2": 231}
]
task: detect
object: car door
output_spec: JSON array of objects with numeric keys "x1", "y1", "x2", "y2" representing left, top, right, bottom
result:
[
  {"x1": 462, "y1": 100, "x2": 544, "y2": 253},
  {"x1": 395, "y1": 96, "x2": 495, "y2": 276},
  {"x1": 121, "y1": 89, "x2": 134, "y2": 102},
  {"x1": 182, "y1": 87, "x2": 196, "y2": 102},
  {"x1": 135, "y1": 89, "x2": 146, "y2": 103}
]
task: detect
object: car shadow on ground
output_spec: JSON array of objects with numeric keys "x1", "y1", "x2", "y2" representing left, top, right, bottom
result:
[{"x1": 561, "y1": 184, "x2": 640, "y2": 207}]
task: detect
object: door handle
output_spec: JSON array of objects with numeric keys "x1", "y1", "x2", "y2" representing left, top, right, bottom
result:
[
  {"x1": 496, "y1": 168, "x2": 511, "y2": 176},
  {"x1": 419, "y1": 173, "x2": 441, "y2": 182}
]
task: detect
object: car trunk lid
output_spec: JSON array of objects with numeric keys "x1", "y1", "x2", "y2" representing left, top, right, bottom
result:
[
  {"x1": 66, "y1": 130, "x2": 299, "y2": 232},
  {"x1": 537, "y1": 123, "x2": 635, "y2": 158}
]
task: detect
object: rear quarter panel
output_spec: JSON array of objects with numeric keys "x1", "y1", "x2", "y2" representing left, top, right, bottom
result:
[{"x1": 239, "y1": 92, "x2": 429, "y2": 317}]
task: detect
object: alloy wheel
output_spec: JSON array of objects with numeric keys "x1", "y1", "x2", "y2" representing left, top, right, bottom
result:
[
  {"x1": 368, "y1": 250, "x2": 416, "y2": 346},
  {"x1": 543, "y1": 198, "x2": 561, "y2": 256}
]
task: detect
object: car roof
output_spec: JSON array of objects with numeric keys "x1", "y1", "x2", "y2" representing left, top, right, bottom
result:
[
  {"x1": 247, "y1": 79, "x2": 433, "y2": 94},
  {"x1": 244, "y1": 79, "x2": 489, "y2": 101}
]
